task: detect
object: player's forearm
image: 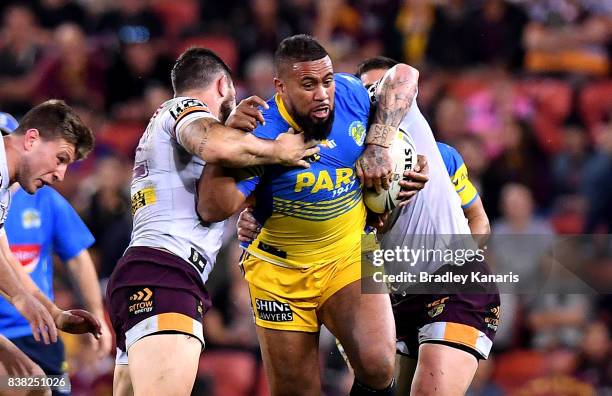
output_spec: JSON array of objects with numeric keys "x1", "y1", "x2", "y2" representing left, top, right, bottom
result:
[
  {"x1": 180, "y1": 119, "x2": 282, "y2": 167},
  {"x1": 0, "y1": 233, "x2": 32, "y2": 300},
  {"x1": 464, "y1": 198, "x2": 490, "y2": 247},
  {"x1": 0, "y1": 259, "x2": 27, "y2": 300},
  {"x1": 0, "y1": 233, "x2": 61, "y2": 316},
  {"x1": 216, "y1": 132, "x2": 283, "y2": 167},
  {"x1": 197, "y1": 165, "x2": 248, "y2": 222},
  {"x1": 368, "y1": 64, "x2": 419, "y2": 143},
  {"x1": 67, "y1": 250, "x2": 105, "y2": 317}
]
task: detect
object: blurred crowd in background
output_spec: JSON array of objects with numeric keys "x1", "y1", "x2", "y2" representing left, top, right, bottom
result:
[{"x1": 0, "y1": 0, "x2": 611, "y2": 394}]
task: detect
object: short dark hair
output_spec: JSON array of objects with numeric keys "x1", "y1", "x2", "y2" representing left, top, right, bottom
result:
[
  {"x1": 274, "y1": 34, "x2": 329, "y2": 77},
  {"x1": 171, "y1": 47, "x2": 232, "y2": 94},
  {"x1": 356, "y1": 56, "x2": 399, "y2": 78},
  {"x1": 14, "y1": 100, "x2": 93, "y2": 160}
]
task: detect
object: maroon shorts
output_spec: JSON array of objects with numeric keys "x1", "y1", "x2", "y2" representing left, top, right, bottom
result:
[
  {"x1": 106, "y1": 247, "x2": 211, "y2": 364},
  {"x1": 392, "y1": 259, "x2": 500, "y2": 360}
]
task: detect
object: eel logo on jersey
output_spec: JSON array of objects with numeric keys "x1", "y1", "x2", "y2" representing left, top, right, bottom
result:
[
  {"x1": 21, "y1": 209, "x2": 41, "y2": 229},
  {"x1": 349, "y1": 121, "x2": 366, "y2": 146},
  {"x1": 131, "y1": 186, "x2": 157, "y2": 214},
  {"x1": 255, "y1": 299, "x2": 293, "y2": 322},
  {"x1": 10, "y1": 244, "x2": 41, "y2": 273},
  {"x1": 128, "y1": 287, "x2": 154, "y2": 316}
]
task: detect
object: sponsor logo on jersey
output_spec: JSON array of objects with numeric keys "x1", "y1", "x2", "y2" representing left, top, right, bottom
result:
[
  {"x1": 189, "y1": 247, "x2": 207, "y2": 273},
  {"x1": 128, "y1": 287, "x2": 154, "y2": 316},
  {"x1": 255, "y1": 299, "x2": 294, "y2": 322},
  {"x1": 320, "y1": 139, "x2": 336, "y2": 149},
  {"x1": 349, "y1": 121, "x2": 366, "y2": 146},
  {"x1": 294, "y1": 168, "x2": 355, "y2": 193},
  {"x1": 169, "y1": 98, "x2": 209, "y2": 121},
  {"x1": 133, "y1": 161, "x2": 149, "y2": 179},
  {"x1": 21, "y1": 209, "x2": 41, "y2": 229},
  {"x1": 485, "y1": 304, "x2": 500, "y2": 331},
  {"x1": 196, "y1": 299, "x2": 204, "y2": 320},
  {"x1": 426, "y1": 297, "x2": 449, "y2": 318},
  {"x1": 131, "y1": 186, "x2": 157, "y2": 214},
  {"x1": 10, "y1": 244, "x2": 41, "y2": 273}
]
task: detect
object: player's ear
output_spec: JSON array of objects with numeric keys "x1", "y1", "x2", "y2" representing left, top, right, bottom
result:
[
  {"x1": 23, "y1": 128, "x2": 40, "y2": 152},
  {"x1": 217, "y1": 74, "x2": 229, "y2": 97},
  {"x1": 274, "y1": 78, "x2": 284, "y2": 94}
]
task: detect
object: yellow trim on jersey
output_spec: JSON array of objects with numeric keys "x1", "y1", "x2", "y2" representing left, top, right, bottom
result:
[
  {"x1": 246, "y1": 201, "x2": 366, "y2": 268},
  {"x1": 451, "y1": 163, "x2": 478, "y2": 207},
  {"x1": 273, "y1": 190, "x2": 361, "y2": 214},
  {"x1": 274, "y1": 195, "x2": 362, "y2": 221},
  {"x1": 275, "y1": 94, "x2": 302, "y2": 132}
]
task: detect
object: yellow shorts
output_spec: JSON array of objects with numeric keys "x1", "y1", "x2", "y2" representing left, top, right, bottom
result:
[{"x1": 241, "y1": 248, "x2": 362, "y2": 332}]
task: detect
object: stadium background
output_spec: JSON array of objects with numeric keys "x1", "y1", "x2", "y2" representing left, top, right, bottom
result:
[{"x1": 0, "y1": 0, "x2": 610, "y2": 394}]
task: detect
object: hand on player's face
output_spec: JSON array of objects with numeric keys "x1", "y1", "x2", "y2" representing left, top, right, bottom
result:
[
  {"x1": 397, "y1": 154, "x2": 429, "y2": 207},
  {"x1": 237, "y1": 207, "x2": 261, "y2": 242},
  {"x1": 225, "y1": 96, "x2": 269, "y2": 132}
]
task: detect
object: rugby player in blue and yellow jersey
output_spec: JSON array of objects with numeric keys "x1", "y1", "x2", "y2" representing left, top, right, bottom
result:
[{"x1": 199, "y1": 35, "x2": 425, "y2": 396}]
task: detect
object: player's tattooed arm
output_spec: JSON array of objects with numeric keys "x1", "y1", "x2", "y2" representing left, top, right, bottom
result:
[
  {"x1": 358, "y1": 64, "x2": 419, "y2": 193},
  {"x1": 371, "y1": 64, "x2": 419, "y2": 131},
  {"x1": 177, "y1": 119, "x2": 319, "y2": 168}
]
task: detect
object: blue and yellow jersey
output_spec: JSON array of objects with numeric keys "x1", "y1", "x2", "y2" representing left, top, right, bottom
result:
[
  {"x1": 237, "y1": 73, "x2": 371, "y2": 268},
  {"x1": 437, "y1": 142, "x2": 479, "y2": 209}
]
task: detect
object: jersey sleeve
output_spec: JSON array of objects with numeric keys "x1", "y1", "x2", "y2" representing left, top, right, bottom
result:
[
  {"x1": 335, "y1": 73, "x2": 371, "y2": 120},
  {"x1": 437, "y1": 142, "x2": 479, "y2": 208},
  {"x1": 167, "y1": 98, "x2": 218, "y2": 148},
  {"x1": 233, "y1": 166, "x2": 265, "y2": 197},
  {"x1": 49, "y1": 188, "x2": 95, "y2": 262},
  {"x1": 252, "y1": 99, "x2": 290, "y2": 140}
]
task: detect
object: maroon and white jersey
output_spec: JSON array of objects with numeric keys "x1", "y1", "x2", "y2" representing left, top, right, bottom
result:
[{"x1": 129, "y1": 97, "x2": 224, "y2": 285}]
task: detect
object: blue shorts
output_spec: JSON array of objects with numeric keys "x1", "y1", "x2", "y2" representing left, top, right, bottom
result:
[{"x1": 10, "y1": 335, "x2": 69, "y2": 395}]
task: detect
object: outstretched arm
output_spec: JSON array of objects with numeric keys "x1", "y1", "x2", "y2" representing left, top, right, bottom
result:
[
  {"x1": 0, "y1": 231, "x2": 57, "y2": 344},
  {"x1": 178, "y1": 119, "x2": 318, "y2": 168},
  {"x1": 0, "y1": 234, "x2": 101, "y2": 340}
]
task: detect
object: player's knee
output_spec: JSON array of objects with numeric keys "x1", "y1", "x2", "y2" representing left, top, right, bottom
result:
[
  {"x1": 411, "y1": 374, "x2": 440, "y2": 396},
  {"x1": 351, "y1": 343, "x2": 395, "y2": 388},
  {"x1": 272, "y1": 369, "x2": 318, "y2": 396}
]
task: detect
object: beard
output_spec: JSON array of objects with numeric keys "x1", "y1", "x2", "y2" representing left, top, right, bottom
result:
[
  {"x1": 218, "y1": 96, "x2": 234, "y2": 124},
  {"x1": 292, "y1": 108, "x2": 335, "y2": 141}
]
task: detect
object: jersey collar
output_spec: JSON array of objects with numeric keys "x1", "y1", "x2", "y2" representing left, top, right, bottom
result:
[{"x1": 274, "y1": 94, "x2": 301, "y2": 132}]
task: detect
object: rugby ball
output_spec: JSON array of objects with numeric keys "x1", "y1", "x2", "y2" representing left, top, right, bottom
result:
[{"x1": 363, "y1": 128, "x2": 417, "y2": 214}]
